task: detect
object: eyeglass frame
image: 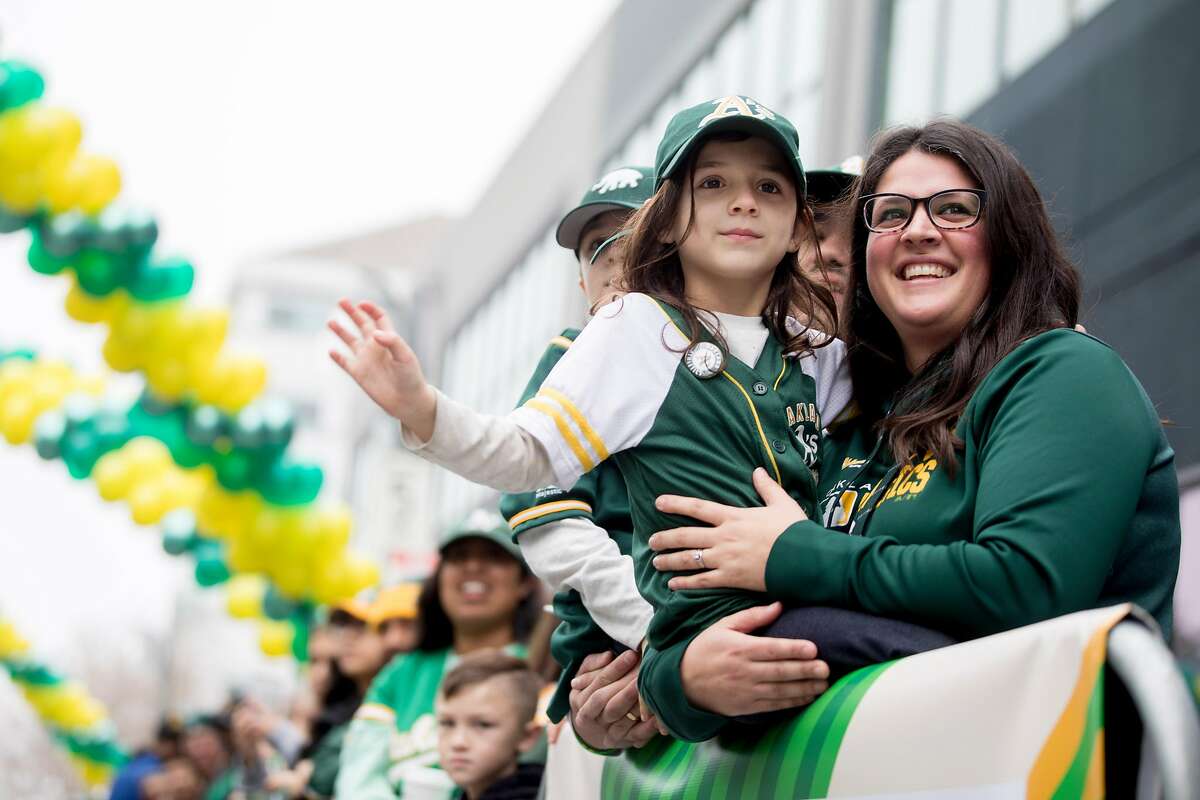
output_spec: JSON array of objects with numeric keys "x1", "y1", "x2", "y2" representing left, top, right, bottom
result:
[{"x1": 860, "y1": 189, "x2": 987, "y2": 234}]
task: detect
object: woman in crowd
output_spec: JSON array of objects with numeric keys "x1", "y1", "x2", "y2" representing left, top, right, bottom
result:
[{"x1": 335, "y1": 511, "x2": 542, "y2": 798}]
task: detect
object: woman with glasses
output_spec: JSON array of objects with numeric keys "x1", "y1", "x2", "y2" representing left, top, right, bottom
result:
[{"x1": 572, "y1": 119, "x2": 1180, "y2": 747}]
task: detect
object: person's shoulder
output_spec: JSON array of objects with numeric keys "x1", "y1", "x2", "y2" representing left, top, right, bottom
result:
[{"x1": 992, "y1": 327, "x2": 1128, "y2": 381}]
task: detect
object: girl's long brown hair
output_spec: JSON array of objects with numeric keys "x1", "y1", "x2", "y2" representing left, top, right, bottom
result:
[
  {"x1": 846, "y1": 119, "x2": 1081, "y2": 469},
  {"x1": 616, "y1": 132, "x2": 837, "y2": 357}
]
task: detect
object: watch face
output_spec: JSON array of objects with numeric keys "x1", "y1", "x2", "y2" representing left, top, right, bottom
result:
[{"x1": 684, "y1": 342, "x2": 724, "y2": 379}]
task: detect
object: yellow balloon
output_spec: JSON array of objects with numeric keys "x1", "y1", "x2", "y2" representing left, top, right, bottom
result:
[
  {"x1": 101, "y1": 331, "x2": 140, "y2": 372},
  {"x1": 226, "y1": 575, "x2": 266, "y2": 619},
  {"x1": 93, "y1": 451, "x2": 133, "y2": 501},
  {"x1": 344, "y1": 553, "x2": 381, "y2": 595},
  {"x1": 0, "y1": 621, "x2": 30, "y2": 657},
  {"x1": 77, "y1": 154, "x2": 121, "y2": 214},
  {"x1": 0, "y1": 169, "x2": 43, "y2": 212},
  {"x1": 258, "y1": 620, "x2": 294, "y2": 657},
  {"x1": 226, "y1": 538, "x2": 265, "y2": 573},
  {"x1": 128, "y1": 481, "x2": 171, "y2": 526},
  {"x1": 123, "y1": 437, "x2": 172, "y2": 481},
  {"x1": 145, "y1": 355, "x2": 190, "y2": 402},
  {"x1": 314, "y1": 506, "x2": 353, "y2": 555},
  {"x1": 270, "y1": 560, "x2": 310, "y2": 599},
  {"x1": 0, "y1": 393, "x2": 39, "y2": 444},
  {"x1": 66, "y1": 282, "x2": 128, "y2": 324}
]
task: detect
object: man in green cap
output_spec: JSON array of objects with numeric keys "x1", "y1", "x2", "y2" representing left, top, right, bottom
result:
[
  {"x1": 800, "y1": 155, "x2": 862, "y2": 328},
  {"x1": 500, "y1": 165, "x2": 655, "y2": 730}
]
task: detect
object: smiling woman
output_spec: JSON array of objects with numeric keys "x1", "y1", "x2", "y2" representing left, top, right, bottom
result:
[
  {"x1": 635, "y1": 121, "x2": 1181, "y2": 770},
  {"x1": 335, "y1": 512, "x2": 540, "y2": 798}
]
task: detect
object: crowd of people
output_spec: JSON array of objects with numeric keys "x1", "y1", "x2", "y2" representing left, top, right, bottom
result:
[{"x1": 110, "y1": 89, "x2": 1180, "y2": 798}]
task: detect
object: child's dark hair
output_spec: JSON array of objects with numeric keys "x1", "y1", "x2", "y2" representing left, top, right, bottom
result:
[
  {"x1": 618, "y1": 131, "x2": 838, "y2": 354},
  {"x1": 440, "y1": 651, "x2": 543, "y2": 723}
]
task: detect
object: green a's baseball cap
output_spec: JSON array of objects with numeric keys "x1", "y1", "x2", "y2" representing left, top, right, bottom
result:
[
  {"x1": 805, "y1": 155, "x2": 864, "y2": 204},
  {"x1": 439, "y1": 508, "x2": 524, "y2": 563},
  {"x1": 555, "y1": 165, "x2": 655, "y2": 250},
  {"x1": 654, "y1": 95, "x2": 806, "y2": 197}
]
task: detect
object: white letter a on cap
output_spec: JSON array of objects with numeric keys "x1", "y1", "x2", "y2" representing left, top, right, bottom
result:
[{"x1": 699, "y1": 96, "x2": 776, "y2": 128}]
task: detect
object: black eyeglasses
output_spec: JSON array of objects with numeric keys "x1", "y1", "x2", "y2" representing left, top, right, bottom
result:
[{"x1": 861, "y1": 189, "x2": 986, "y2": 233}]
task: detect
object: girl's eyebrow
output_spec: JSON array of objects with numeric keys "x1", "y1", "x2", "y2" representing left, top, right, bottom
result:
[{"x1": 695, "y1": 159, "x2": 789, "y2": 176}]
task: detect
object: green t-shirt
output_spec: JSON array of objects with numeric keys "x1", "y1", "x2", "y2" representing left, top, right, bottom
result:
[{"x1": 499, "y1": 328, "x2": 634, "y2": 722}]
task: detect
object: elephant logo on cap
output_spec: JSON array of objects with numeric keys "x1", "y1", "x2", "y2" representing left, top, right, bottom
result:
[{"x1": 591, "y1": 168, "x2": 643, "y2": 194}]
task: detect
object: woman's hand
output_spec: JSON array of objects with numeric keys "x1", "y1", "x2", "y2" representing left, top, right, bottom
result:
[
  {"x1": 569, "y1": 651, "x2": 662, "y2": 750},
  {"x1": 680, "y1": 603, "x2": 829, "y2": 716},
  {"x1": 650, "y1": 468, "x2": 806, "y2": 592},
  {"x1": 328, "y1": 299, "x2": 437, "y2": 440}
]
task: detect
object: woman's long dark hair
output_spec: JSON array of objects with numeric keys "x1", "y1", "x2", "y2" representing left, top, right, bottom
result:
[
  {"x1": 618, "y1": 132, "x2": 838, "y2": 353},
  {"x1": 300, "y1": 654, "x2": 360, "y2": 758},
  {"x1": 414, "y1": 549, "x2": 541, "y2": 652},
  {"x1": 846, "y1": 119, "x2": 1081, "y2": 469}
]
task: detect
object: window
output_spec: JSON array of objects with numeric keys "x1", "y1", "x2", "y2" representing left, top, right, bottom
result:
[
  {"x1": 884, "y1": 0, "x2": 941, "y2": 125},
  {"x1": 944, "y1": 0, "x2": 1001, "y2": 116},
  {"x1": 1003, "y1": 0, "x2": 1070, "y2": 79}
]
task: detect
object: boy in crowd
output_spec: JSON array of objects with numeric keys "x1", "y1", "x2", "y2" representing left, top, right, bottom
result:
[{"x1": 436, "y1": 652, "x2": 544, "y2": 800}]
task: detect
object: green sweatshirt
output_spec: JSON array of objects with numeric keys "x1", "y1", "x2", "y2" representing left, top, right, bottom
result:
[
  {"x1": 641, "y1": 329, "x2": 1180, "y2": 741},
  {"x1": 499, "y1": 328, "x2": 635, "y2": 723}
]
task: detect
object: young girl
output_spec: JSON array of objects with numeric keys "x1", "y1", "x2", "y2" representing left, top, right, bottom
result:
[{"x1": 328, "y1": 95, "x2": 850, "y2": 727}]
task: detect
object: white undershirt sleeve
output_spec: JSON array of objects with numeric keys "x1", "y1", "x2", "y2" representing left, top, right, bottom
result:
[
  {"x1": 519, "y1": 518, "x2": 653, "y2": 650},
  {"x1": 401, "y1": 390, "x2": 557, "y2": 493}
]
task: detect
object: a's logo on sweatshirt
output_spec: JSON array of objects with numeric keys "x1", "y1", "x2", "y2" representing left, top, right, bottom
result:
[{"x1": 880, "y1": 452, "x2": 939, "y2": 503}]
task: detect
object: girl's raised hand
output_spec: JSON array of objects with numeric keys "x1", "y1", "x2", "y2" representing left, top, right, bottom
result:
[{"x1": 328, "y1": 299, "x2": 437, "y2": 438}]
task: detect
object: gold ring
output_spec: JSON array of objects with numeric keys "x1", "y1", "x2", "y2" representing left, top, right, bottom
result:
[{"x1": 625, "y1": 711, "x2": 640, "y2": 722}]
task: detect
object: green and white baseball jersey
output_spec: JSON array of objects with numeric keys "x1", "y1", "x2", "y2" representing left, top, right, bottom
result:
[
  {"x1": 499, "y1": 328, "x2": 637, "y2": 723},
  {"x1": 509, "y1": 292, "x2": 851, "y2": 652},
  {"x1": 771, "y1": 329, "x2": 1179, "y2": 639}
]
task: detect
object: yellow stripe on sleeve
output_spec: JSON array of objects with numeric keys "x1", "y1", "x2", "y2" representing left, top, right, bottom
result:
[
  {"x1": 536, "y1": 387, "x2": 610, "y2": 461},
  {"x1": 355, "y1": 703, "x2": 396, "y2": 723},
  {"x1": 525, "y1": 398, "x2": 596, "y2": 472},
  {"x1": 509, "y1": 500, "x2": 593, "y2": 528},
  {"x1": 721, "y1": 372, "x2": 783, "y2": 484},
  {"x1": 550, "y1": 336, "x2": 573, "y2": 350}
]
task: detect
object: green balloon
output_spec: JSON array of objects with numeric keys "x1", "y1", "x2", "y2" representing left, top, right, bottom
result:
[
  {"x1": 0, "y1": 204, "x2": 31, "y2": 233},
  {"x1": 262, "y1": 586, "x2": 296, "y2": 621},
  {"x1": 129, "y1": 256, "x2": 194, "y2": 302},
  {"x1": 0, "y1": 61, "x2": 45, "y2": 110},
  {"x1": 33, "y1": 411, "x2": 66, "y2": 460},
  {"x1": 261, "y1": 461, "x2": 323, "y2": 506},
  {"x1": 41, "y1": 212, "x2": 95, "y2": 258},
  {"x1": 259, "y1": 399, "x2": 295, "y2": 449},
  {"x1": 186, "y1": 405, "x2": 225, "y2": 446},
  {"x1": 137, "y1": 390, "x2": 177, "y2": 417},
  {"x1": 213, "y1": 449, "x2": 256, "y2": 491},
  {"x1": 123, "y1": 209, "x2": 159, "y2": 254},
  {"x1": 290, "y1": 618, "x2": 310, "y2": 662},
  {"x1": 92, "y1": 207, "x2": 132, "y2": 253},
  {"x1": 61, "y1": 429, "x2": 99, "y2": 479},
  {"x1": 73, "y1": 250, "x2": 123, "y2": 296},
  {"x1": 195, "y1": 556, "x2": 231, "y2": 587},
  {"x1": 232, "y1": 407, "x2": 265, "y2": 449},
  {"x1": 27, "y1": 232, "x2": 69, "y2": 275}
]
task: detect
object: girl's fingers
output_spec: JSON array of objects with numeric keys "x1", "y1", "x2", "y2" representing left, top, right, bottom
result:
[
  {"x1": 327, "y1": 319, "x2": 358, "y2": 349},
  {"x1": 359, "y1": 300, "x2": 394, "y2": 331},
  {"x1": 328, "y1": 349, "x2": 351, "y2": 373},
  {"x1": 339, "y1": 298, "x2": 376, "y2": 336}
]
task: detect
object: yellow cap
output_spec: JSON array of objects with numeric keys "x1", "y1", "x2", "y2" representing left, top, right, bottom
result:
[
  {"x1": 334, "y1": 595, "x2": 376, "y2": 625},
  {"x1": 372, "y1": 583, "x2": 421, "y2": 623}
]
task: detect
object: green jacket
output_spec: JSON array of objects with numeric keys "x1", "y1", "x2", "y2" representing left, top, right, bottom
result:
[
  {"x1": 642, "y1": 329, "x2": 1180, "y2": 741},
  {"x1": 499, "y1": 328, "x2": 635, "y2": 722}
]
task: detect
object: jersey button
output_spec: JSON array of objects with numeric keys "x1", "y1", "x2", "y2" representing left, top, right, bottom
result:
[
  {"x1": 771, "y1": 439, "x2": 787, "y2": 454},
  {"x1": 752, "y1": 382, "x2": 768, "y2": 395}
]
